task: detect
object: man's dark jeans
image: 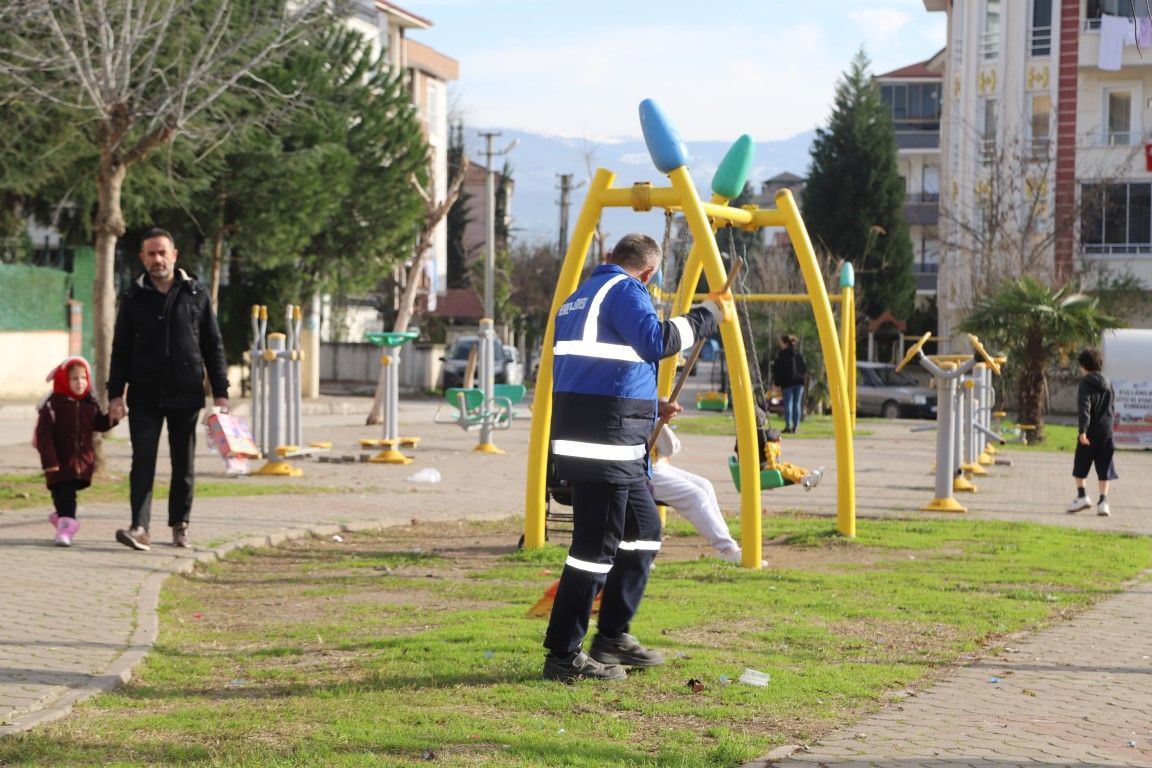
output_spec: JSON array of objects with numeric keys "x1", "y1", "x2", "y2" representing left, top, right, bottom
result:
[{"x1": 127, "y1": 406, "x2": 200, "y2": 531}]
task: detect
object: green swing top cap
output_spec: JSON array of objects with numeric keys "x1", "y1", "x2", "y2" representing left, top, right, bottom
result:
[
  {"x1": 711, "y1": 135, "x2": 755, "y2": 200},
  {"x1": 364, "y1": 330, "x2": 419, "y2": 347},
  {"x1": 839, "y1": 261, "x2": 855, "y2": 288}
]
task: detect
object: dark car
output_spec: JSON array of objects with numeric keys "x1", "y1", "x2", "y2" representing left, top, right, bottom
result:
[
  {"x1": 856, "y1": 362, "x2": 937, "y2": 419},
  {"x1": 439, "y1": 336, "x2": 524, "y2": 389}
]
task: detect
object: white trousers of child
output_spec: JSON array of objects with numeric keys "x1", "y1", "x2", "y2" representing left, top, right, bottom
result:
[{"x1": 649, "y1": 462, "x2": 739, "y2": 555}]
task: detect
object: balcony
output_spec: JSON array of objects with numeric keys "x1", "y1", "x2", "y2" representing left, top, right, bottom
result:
[
  {"x1": 905, "y1": 195, "x2": 940, "y2": 227},
  {"x1": 894, "y1": 130, "x2": 940, "y2": 151},
  {"x1": 913, "y1": 264, "x2": 939, "y2": 294},
  {"x1": 1079, "y1": 25, "x2": 1152, "y2": 68}
]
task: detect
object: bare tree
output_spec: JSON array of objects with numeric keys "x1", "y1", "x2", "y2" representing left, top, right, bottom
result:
[
  {"x1": 0, "y1": 0, "x2": 326, "y2": 405},
  {"x1": 365, "y1": 161, "x2": 469, "y2": 425}
]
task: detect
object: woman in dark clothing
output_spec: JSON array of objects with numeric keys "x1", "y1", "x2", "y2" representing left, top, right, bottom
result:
[
  {"x1": 1065, "y1": 347, "x2": 1117, "y2": 516},
  {"x1": 770, "y1": 334, "x2": 807, "y2": 433}
]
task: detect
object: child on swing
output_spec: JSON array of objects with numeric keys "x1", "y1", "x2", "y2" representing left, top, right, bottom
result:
[
  {"x1": 34, "y1": 356, "x2": 119, "y2": 546},
  {"x1": 759, "y1": 426, "x2": 823, "y2": 490},
  {"x1": 734, "y1": 407, "x2": 823, "y2": 489}
]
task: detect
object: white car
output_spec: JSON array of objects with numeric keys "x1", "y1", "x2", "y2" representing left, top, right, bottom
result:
[{"x1": 856, "y1": 362, "x2": 937, "y2": 419}]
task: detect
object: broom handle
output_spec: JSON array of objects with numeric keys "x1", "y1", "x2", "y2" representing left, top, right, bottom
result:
[{"x1": 648, "y1": 256, "x2": 743, "y2": 451}]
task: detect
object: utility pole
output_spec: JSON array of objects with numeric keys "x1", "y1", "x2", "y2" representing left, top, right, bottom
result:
[
  {"x1": 556, "y1": 173, "x2": 587, "y2": 258},
  {"x1": 476, "y1": 130, "x2": 517, "y2": 453}
]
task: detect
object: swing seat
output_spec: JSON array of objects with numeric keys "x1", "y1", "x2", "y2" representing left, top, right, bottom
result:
[
  {"x1": 727, "y1": 455, "x2": 789, "y2": 491},
  {"x1": 433, "y1": 387, "x2": 512, "y2": 430}
]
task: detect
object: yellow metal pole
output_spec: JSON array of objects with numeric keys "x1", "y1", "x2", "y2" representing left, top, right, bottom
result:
[
  {"x1": 776, "y1": 189, "x2": 856, "y2": 538},
  {"x1": 667, "y1": 167, "x2": 763, "y2": 568},
  {"x1": 522, "y1": 167, "x2": 616, "y2": 549}
]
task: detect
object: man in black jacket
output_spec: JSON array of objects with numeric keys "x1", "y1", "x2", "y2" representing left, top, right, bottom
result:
[
  {"x1": 1065, "y1": 347, "x2": 1118, "y2": 517},
  {"x1": 108, "y1": 228, "x2": 229, "y2": 550}
]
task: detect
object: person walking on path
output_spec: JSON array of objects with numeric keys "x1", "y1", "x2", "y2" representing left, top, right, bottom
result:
[
  {"x1": 543, "y1": 233, "x2": 725, "y2": 682},
  {"x1": 34, "y1": 356, "x2": 119, "y2": 546},
  {"x1": 649, "y1": 424, "x2": 744, "y2": 563},
  {"x1": 1065, "y1": 347, "x2": 1118, "y2": 517},
  {"x1": 770, "y1": 334, "x2": 806, "y2": 433},
  {"x1": 108, "y1": 227, "x2": 229, "y2": 551}
]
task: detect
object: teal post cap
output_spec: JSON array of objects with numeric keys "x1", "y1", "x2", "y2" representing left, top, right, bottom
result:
[
  {"x1": 711, "y1": 135, "x2": 755, "y2": 200},
  {"x1": 365, "y1": 330, "x2": 420, "y2": 347},
  {"x1": 839, "y1": 261, "x2": 855, "y2": 288},
  {"x1": 639, "y1": 99, "x2": 689, "y2": 174}
]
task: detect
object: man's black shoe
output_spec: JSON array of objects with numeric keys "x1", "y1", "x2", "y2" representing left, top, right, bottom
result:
[
  {"x1": 543, "y1": 650, "x2": 627, "y2": 682},
  {"x1": 589, "y1": 633, "x2": 666, "y2": 667}
]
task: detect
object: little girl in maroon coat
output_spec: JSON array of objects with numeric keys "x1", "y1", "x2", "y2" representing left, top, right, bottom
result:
[{"x1": 34, "y1": 357, "x2": 118, "y2": 546}]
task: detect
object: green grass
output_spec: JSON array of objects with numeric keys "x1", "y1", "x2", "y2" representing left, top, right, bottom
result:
[
  {"x1": 674, "y1": 412, "x2": 869, "y2": 440},
  {"x1": 996, "y1": 421, "x2": 1079, "y2": 453},
  {"x1": 0, "y1": 472, "x2": 348, "y2": 512},
  {"x1": 1, "y1": 516, "x2": 1148, "y2": 767}
]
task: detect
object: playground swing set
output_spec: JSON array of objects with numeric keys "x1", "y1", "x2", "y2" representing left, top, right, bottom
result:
[{"x1": 522, "y1": 99, "x2": 859, "y2": 568}]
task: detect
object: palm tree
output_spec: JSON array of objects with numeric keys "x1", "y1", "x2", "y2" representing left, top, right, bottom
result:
[{"x1": 959, "y1": 277, "x2": 1121, "y2": 442}]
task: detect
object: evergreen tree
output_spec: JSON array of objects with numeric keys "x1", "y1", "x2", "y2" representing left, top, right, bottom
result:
[
  {"x1": 802, "y1": 49, "x2": 915, "y2": 320},
  {"x1": 446, "y1": 122, "x2": 472, "y2": 289}
]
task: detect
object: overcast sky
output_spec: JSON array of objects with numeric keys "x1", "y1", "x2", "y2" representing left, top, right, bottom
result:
[{"x1": 411, "y1": 0, "x2": 946, "y2": 142}]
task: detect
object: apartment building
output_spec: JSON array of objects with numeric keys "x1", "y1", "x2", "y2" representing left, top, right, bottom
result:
[
  {"x1": 347, "y1": 0, "x2": 458, "y2": 309},
  {"x1": 926, "y1": 0, "x2": 1152, "y2": 342},
  {"x1": 877, "y1": 52, "x2": 945, "y2": 307}
]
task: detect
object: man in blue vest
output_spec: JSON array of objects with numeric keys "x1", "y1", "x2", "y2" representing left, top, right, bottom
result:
[{"x1": 543, "y1": 233, "x2": 726, "y2": 682}]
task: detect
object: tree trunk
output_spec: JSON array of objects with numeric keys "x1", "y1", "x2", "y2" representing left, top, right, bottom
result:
[
  {"x1": 366, "y1": 163, "x2": 468, "y2": 424},
  {"x1": 92, "y1": 145, "x2": 129, "y2": 471},
  {"x1": 209, "y1": 192, "x2": 228, "y2": 312}
]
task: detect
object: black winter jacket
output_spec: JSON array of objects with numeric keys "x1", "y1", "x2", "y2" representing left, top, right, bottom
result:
[
  {"x1": 1077, "y1": 371, "x2": 1115, "y2": 440},
  {"x1": 35, "y1": 393, "x2": 117, "y2": 488},
  {"x1": 108, "y1": 269, "x2": 229, "y2": 409},
  {"x1": 770, "y1": 346, "x2": 807, "y2": 388}
]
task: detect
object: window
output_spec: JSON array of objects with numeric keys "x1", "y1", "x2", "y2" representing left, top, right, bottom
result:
[
  {"x1": 1105, "y1": 89, "x2": 1133, "y2": 145},
  {"x1": 879, "y1": 82, "x2": 942, "y2": 132},
  {"x1": 981, "y1": 0, "x2": 1001, "y2": 60},
  {"x1": 922, "y1": 166, "x2": 940, "y2": 201},
  {"x1": 425, "y1": 80, "x2": 441, "y2": 133},
  {"x1": 981, "y1": 98, "x2": 998, "y2": 163},
  {"x1": 1031, "y1": 0, "x2": 1052, "y2": 56},
  {"x1": 1028, "y1": 93, "x2": 1051, "y2": 159},
  {"x1": 1082, "y1": 182, "x2": 1152, "y2": 252}
]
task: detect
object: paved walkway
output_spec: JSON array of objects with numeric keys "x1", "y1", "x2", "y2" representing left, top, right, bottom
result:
[{"x1": 1, "y1": 396, "x2": 1150, "y2": 768}]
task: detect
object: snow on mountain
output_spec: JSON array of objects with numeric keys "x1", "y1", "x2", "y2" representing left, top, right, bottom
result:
[{"x1": 462, "y1": 128, "x2": 815, "y2": 247}]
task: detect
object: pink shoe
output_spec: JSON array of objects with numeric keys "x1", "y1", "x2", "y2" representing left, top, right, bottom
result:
[{"x1": 55, "y1": 517, "x2": 80, "y2": 547}]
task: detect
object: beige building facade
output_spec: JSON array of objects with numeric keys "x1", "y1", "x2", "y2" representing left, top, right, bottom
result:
[{"x1": 926, "y1": 0, "x2": 1152, "y2": 344}]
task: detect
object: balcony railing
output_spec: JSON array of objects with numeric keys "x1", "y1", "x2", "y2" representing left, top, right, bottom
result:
[{"x1": 1030, "y1": 25, "x2": 1052, "y2": 56}]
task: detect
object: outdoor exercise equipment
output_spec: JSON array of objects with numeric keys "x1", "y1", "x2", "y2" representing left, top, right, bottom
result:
[
  {"x1": 897, "y1": 332, "x2": 1001, "y2": 512},
  {"x1": 523, "y1": 99, "x2": 856, "y2": 567},
  {"x1": 249, "y1": 305, "x2": 328, "y2": 476},
  {"x1": 359, "y1": 331, "x2": 421, "y2": 464}
]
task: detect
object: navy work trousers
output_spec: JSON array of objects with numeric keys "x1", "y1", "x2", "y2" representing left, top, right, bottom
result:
[{"x1": 544, "y1": 479, "x2": 662, "y2": 656}]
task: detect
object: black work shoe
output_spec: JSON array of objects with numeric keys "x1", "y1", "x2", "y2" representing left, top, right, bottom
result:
[
  {"x1": 589, "y1": 632, "x2": 666, "y2": 667},
  {"x1": 543, "y1": 650, "x2": 627, "y2": 682},
  {"x1": 171, "y1": 523, "x2": 190, "y2": 548},
  {"x1": 115, "y1": 526, "x2": 151, "y2": 551}
]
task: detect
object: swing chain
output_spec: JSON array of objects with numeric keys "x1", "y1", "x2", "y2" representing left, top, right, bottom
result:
[{"x1": 726, "y1": 227, "x2": 772, "y2": 419}]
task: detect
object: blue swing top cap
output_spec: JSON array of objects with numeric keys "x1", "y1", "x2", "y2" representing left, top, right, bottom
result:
[
  {"x1": 839, "y1": 261, "x2": 856, "y2": 288},
  {"x1": 639, "y1": 99, "x2": 689, "y2": 174}
]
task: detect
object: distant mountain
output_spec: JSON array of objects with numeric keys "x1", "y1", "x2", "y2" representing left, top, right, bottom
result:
[{"x1": 462, "y1": 128, "x2": 815, "y2": 247}]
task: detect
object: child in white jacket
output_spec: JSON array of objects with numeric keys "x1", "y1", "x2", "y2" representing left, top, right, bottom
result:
[{"x1": 648, "y1": 425, "x2": 744, "y2": 563}]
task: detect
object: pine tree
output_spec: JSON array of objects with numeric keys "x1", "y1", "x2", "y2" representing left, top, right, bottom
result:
[{"x1": 802, "y1": 49, "x2": 915, "y2": 320}]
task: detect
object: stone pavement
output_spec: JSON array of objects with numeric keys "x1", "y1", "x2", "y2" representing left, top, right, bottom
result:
[{"x1": 0, "y1": 395, "x2": 1150, "y2": 768}]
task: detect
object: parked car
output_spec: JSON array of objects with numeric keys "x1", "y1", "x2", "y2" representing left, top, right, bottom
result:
[
  {"x1": 856, "y1": 361, "x2": 937, "y2": 419},
  {"x1": 439, "y1": 336, "x2": 524, "y2": 389}
]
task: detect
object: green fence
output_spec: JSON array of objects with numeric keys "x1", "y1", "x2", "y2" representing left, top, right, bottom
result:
[{"x1": 0, "y1": 263, "x2": 72, "y2": 331}]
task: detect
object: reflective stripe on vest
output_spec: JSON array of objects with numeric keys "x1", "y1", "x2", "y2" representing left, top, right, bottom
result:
[
  {"x1": 554, "y1": 274, "x2": 643, "y2": 363},
  {"x1": 551, "y1": 439, "x2": 647, "y2": 462},
  {"x1": 670, "y1": 315, "x2": 694, "y2": 351}
]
